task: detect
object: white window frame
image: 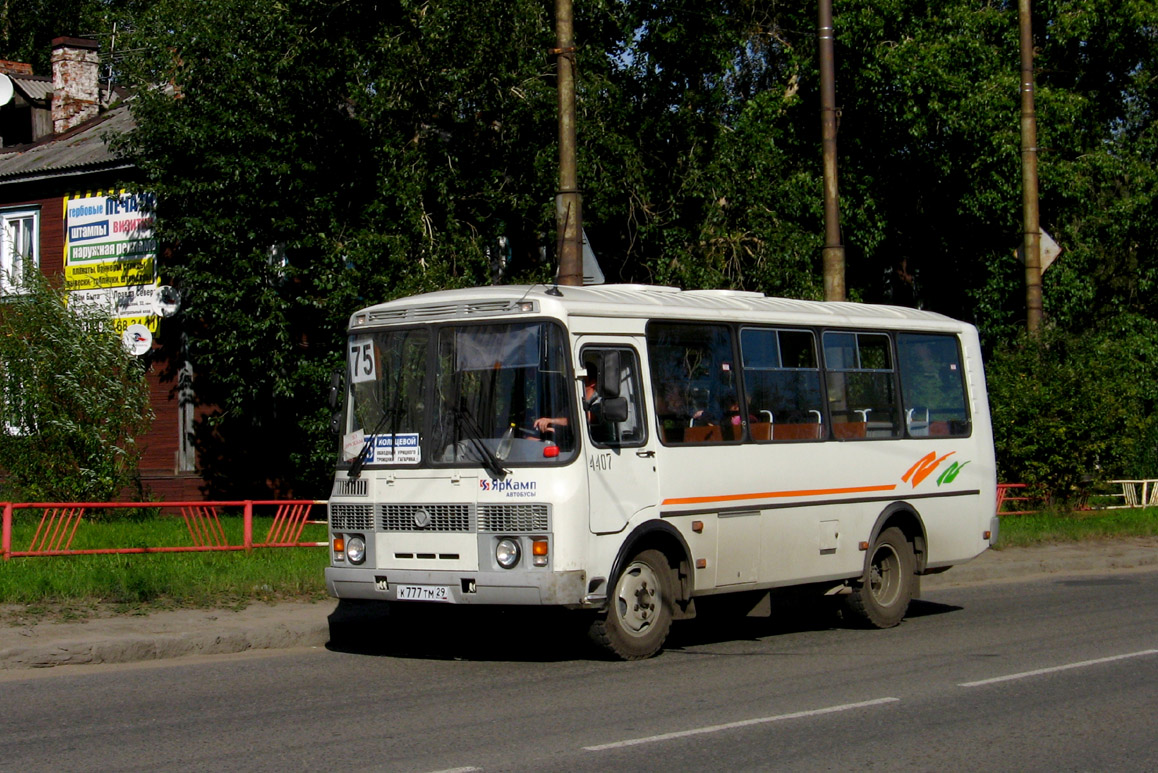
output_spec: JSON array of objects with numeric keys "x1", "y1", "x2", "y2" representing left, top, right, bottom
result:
[{"x1": 1, "y1": 207, "x2": 40, "y2": 294}]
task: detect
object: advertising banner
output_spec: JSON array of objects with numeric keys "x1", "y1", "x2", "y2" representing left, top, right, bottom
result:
[{"x1": 63, "y1": 191, "x2": 159, "y2": 334}]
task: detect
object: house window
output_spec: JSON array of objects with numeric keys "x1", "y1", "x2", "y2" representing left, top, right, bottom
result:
[{"x1": 1, "y1": 208, "x2": 39, "y2": 293}]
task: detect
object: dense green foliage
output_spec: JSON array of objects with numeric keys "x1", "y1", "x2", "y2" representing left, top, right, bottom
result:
[
  {"x1": 0, "y1": 0, "x2": 125, "y2": 72},
  {"x1": 0, "y1": 274, "x2": 153, "y2": 501},
  {"x1": 988, "y1": 315, "x2": 1158, "y2": 496},
  {"x1": 43, "y1": 0, "x2": 1155, "y2": 499}
]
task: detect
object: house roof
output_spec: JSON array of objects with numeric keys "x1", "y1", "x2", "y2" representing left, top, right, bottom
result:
[
  {"x1": 0, "y1": 102, "x2": 134, "y2": 183},
  {"x1": 10, "y1": 73, "x2": 53, "y2": 104}
]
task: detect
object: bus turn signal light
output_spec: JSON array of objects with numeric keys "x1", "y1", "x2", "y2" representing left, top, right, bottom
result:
[
  {"x1": 532, "y1": 539, "x2": 548, "y2": 566},
  {"x1": 333, "y1": 536, "x2": 345, "y2": 554}
]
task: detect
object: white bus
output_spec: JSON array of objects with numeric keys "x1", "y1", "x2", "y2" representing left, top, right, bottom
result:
[{"x1": 326, "y1": 284, "x2": 998, "y2": 659}]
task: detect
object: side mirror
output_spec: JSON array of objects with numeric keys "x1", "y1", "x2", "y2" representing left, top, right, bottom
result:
[
  {"x1": 597, "y1": 350, "x2": 621, "y2": 399},
  {"x1": 595, "y1": 396, "x2": 629, "y2": 424},
  {"x1": 328, "y1": 369, "x2": 344, "y2": 410},
  {"x1": 328, "y1": 369, "x2": 344, "y2": 434}
]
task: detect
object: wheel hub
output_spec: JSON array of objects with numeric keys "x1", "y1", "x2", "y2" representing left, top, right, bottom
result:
[
  {"x1": 869, "y1": 544, "x2": 901, "y2": 606},
  {"x1": 616, "y1": 562, "x2": 660, "y2": 635}
]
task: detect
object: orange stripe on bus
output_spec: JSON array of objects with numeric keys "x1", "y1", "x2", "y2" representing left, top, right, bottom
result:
[{"x1": 662, "y1": 484, "x2": 898, "y2": 507}]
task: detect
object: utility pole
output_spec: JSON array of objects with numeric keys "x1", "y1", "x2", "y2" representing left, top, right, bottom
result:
[
  {"x1": 818, "y1": 0, "x2": 845, "y2": 302},
  {"x1": 554, "y1": 0, "x2": 583, "y2": 287},
  {"x1": 1019, "y1": 0, "x2": 1043, "y2": 335}
]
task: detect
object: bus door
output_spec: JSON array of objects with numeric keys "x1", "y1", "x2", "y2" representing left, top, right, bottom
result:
[{"x1": 578, "y1": 341, "x2": 660, "y2": 534}]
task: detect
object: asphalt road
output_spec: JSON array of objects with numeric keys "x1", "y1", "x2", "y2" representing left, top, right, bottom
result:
[{"x1": 2, "y1": 569, "x2": 1156, "y2": 772}]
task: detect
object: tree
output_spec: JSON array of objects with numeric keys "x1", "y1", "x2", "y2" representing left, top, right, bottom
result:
[
  {"x1": 0, "y1": 273, "x2": 152, "y2": 502},
  {"x1": 574, "y1": 0, "x2": 825, "y2": 297},
  {"x1": 987, "y1": 315, "x2": 1158, "y2": 498},
  {"x1": 108, "y1": 0, "x2": 1158, "y2": 497},
  {"x1": 116, "y1": 0, "x2": 560, "y2": 496},
  {"x1": 0, "y1": 0, "x2": 136, "y2": 72}
]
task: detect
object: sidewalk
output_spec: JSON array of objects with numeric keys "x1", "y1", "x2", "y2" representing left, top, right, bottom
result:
[{"x1": 2, "y1": 538, "x2": 1156, "y2": 670}]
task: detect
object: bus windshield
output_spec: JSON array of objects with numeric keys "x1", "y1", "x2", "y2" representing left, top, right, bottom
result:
[
  {"x1": 433, "y1": 321, "x2": 576, "y2": 465},
  {"x1": 343, "y1": 321, "x2": 576, "y2": 470}
]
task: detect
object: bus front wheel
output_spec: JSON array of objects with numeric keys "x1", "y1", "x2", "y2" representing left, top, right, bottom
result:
[
  {"x1": 844, "y1": 527, "x2": 915, "y2": 629},
  {"x1": 589, "y1": 549, "x2": 674, "y2": 660}
]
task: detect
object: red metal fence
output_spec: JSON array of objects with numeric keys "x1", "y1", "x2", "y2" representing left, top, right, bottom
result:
[
  {"x1": 1, "y1": 500, "x2": 327, "y2": 560},
  {"x1": 996, "y1": 483, "x2": 1035, "y2": 516}
]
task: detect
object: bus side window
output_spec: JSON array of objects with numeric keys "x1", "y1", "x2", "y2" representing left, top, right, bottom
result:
[
  {"x1": 740, "y1": 328, "x2": 824, "y2": 442},
  {"x1": 647, "y1": 323, "x2": 737, "y2": 444},
  {"x1": 823, "y1": 332, "x2": 902, "y2": 439}
]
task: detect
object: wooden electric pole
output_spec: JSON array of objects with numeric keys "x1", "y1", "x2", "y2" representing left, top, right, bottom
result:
[
  {"x1": 818, "y1": 0, "x2": 845, "y2": 302},
  {"x1": 1019, "y1": 0, "x2": 1043, "y2": 335},
  {"x1": 554, "y1": 0, "x2": 583, "y2": 287}
]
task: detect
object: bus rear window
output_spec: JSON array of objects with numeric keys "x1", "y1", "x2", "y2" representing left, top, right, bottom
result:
[{"x1": 896, "y1": 333, "x2": 971, "y2": 437}]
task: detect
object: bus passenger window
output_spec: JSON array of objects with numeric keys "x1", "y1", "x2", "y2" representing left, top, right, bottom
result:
[
  {"x1": 897, "y1": 333, "x2": 971, "y2": 437},
  {"x1": 647, "y1": 323, "x2": 737, "y2": 444},
  {"x1": 740, "y1": 328, "x2": 824, "y2": 441},
  {"x1": 823, "y1": 332, "x2": 901, "y2": 439}
]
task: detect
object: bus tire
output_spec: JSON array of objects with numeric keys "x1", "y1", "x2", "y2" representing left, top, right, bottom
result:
[
  {"x1": 588, "y1": 549, "x2": 674, "y2": 660},
  {"x1": 844, "y1": 527, "x2": 915, "y2": 629}
]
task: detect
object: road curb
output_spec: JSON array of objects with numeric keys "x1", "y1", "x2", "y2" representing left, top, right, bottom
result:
[
  {"x1": 0, "y1": 602, "x2": 335, "y2": 670},
  {"x1": 923, "y1": 539, "x2": 1158, "y2": 589}
]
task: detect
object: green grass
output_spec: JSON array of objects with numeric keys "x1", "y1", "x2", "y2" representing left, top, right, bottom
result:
[
  {"x1": 1, "y1": 514, "x2": 330, "y2": 619},
  {"x1": 996, "y1": 507, "x2": 1158, "y2": 548}
]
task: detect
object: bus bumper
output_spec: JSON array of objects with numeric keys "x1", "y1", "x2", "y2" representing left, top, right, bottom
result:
[{"x1": 326, "y1": 566, "x2": 589, "y2": 608}]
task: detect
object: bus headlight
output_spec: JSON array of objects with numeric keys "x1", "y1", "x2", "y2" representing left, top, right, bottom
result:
[
  {"x1": 346, "y1": 534, "x2": 367, "y2": 565},
  {"x1": 496, "y1": 538, "x2": 521, "y2": 569}
]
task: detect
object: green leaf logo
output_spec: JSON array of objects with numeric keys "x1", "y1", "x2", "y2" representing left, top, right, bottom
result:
[{"x1": 937, "y1": 461, "x2": 970, "y2": 486}]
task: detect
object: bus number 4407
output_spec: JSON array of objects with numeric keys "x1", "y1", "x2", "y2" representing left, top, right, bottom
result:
[{"x1": 589, "y1": 453, "x2": 612, "y2": 472}]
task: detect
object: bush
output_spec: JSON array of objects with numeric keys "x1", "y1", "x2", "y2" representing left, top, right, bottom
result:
[
  {"x1": 986, "y1": 314, "x2": 1158, "y2": 501},
  {"x1": 0, "y1": 274, "x2": 154, "y2": 501}
]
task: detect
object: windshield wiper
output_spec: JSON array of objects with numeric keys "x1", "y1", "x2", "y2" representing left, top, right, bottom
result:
[
  {"x1": 454, "y1": 403, "x2": 508, "y2": 480},
  {"x1": 347, "y1": 408, "x2": 399, "y2": 479}
]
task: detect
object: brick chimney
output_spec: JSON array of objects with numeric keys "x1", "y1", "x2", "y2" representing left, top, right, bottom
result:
[
  {"x1": 0, "y1": 60, "x2": 33, "y2": 76},
  {"x1": 51, "y1": 36, "x2": 100, "y2": 134}
]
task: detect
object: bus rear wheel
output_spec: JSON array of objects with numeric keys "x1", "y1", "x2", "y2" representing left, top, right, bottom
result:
[
  {"x1": 588, "y1": 549, "x2": 674, "y2": 660},
  {"x1": 844, "y1": 527, "x2": 915, "y2": 629}
]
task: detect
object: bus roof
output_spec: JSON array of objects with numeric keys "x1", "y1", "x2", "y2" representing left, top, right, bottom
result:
[{"x1": 350, "y1": 284, "x2": 973, "y2": 333}]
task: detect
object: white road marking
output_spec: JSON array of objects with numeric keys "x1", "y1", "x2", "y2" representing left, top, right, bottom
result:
[
  {"x1": 959, "y1": 649, "x2": 1158, "y2": 688},
  {"x1": 583, "y1": 697, "x2": 900, "y2": 751}
]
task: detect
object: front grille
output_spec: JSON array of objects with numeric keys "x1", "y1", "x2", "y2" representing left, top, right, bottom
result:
[
  {"x1": 381, "y1": 504, "x2": 471, "y2": 532},
  {"x1": 332, "y1": 478, "x2": 368, "y2": 497},
  {"x1": 330, "y1": 504, "x2": 374, "y2": 531},
  {"x1": 477, "y1": 504, "x2": 549, "y2": 533}
]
